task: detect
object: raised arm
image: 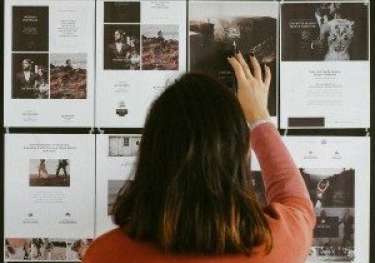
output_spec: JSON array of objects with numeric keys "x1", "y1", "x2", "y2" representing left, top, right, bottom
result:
[
  {"x1": 250, "y1": 122, "x2": 310, "y2": 202},
  {"x1": 227, "y1": 52, "x2": 315, "y2": 228}
]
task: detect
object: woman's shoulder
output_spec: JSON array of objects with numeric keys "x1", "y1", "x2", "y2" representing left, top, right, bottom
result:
[{"x1": 83, "y1": 228, "x2": 129, "y2": 262}]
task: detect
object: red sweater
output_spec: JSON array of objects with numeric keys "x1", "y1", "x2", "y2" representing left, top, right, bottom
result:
[{"x1": 84, "y1": 123, "x2": 316, "y2": 263}]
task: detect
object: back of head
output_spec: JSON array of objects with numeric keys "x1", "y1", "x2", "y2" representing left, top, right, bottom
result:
[{"x1": 113, "y1": 73, "x2": 272, "y2": 255}]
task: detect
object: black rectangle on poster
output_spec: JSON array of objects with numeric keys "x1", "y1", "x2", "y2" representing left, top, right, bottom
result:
[
  {"x1": 12, "y1": 6, "x2": 49, "y2": 52},
  {"x1": 288, "y1": 117, "x2": 325, "y2": 127},
  {"x1": 104, "y1": 2, "x2": 141, "y2": 23}
]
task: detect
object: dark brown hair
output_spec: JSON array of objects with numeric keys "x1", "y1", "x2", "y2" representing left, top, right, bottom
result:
[{"x1": 113, "y1": 73, "x2": 272, "y2": 255}]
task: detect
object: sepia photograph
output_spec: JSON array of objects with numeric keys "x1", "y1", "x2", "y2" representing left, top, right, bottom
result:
[
  {"x1": 108, "y1": 135, "x2": 141, "y2": 157},
  {"x1": 108, "y1": 180, "x2": 130, "y2": 215},
  {"x1": 189, "y1": 2, "x2": 277, "y2": 115},
  {"x1": 29, "y1": 159, "x2": 70, "y2": 187},
  {"x1": 50, "y1": 53, "x2": 87, "y2": 99},
  {"x1": 104, "y1": 2, "x2": 140, "y2": 23},
  {"x1": 12, "y1": 53, "x2": 49, "y2": 99},
  {"x1": 282, "y1": 3, "x2": 368, "y2": 61},
  {"x1": 12, "y1": 6, "x2": 49, "y2": 51},
  {"x1": 104, "y1": 24, "x2": 141, "y2": 70},
  {"x1": 308, "y1": 208, "x2": 354, "y2": 262},
  {"x1": 65, "y1": 239, "x2": 92, "y2": 261},
  {"x1": 142, "y1": 24, "x2": 179, "y2": 70},
  {"x1": 5, "y1": 238, "x2": 32, "y2": 260},
  {"x1": 300, "y1": 168, "x2": 354, "y2": 209}
]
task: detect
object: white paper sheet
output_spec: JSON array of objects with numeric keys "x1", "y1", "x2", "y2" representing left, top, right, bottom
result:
[
  {"x1": 96, "y1": 0, "x2": 187, "y2": 128},
  {"x1": 251, "y1": 136, "x2": 370, "y2": 263},
  {"x1": 4, "y1": 134, "x2": 95, "y2": 261},
  {"x1": 95, "y1": 134, "x2": 141, "y2": 236},
  {"x1": 4, "y1": 0, "x2": 95, "y2": 127},
  {"x1": 189, "y1": 1, "x2": 279, "y2": 124},
  {"x1": 280, "y1": 2, "x2": 370, "y2": 129}
]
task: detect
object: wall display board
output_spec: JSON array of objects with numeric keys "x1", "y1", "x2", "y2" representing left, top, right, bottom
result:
[
  {"x1": 95, "y1": 134, "x2": 140, "y2": 236},
  {"x1": 251, "y1": 137, "x2": 370, "y2": 263},
  {"x1": 1, "y1": 0, "x2": 373, "y2": 262},
  {"x1": 280, "y1": 2, "x2": 370, "y2": 129},
  {"x1": 95, "y1": 0, "x2": 187, "y2": 128},
  {"x1": 4, "y1": 134, "x2": 95, "y2": 261},
  {"x1": 3, "y1": 0, "x2": 95, "y2": 127},
  {"x1": 189, "y1": 1, "x2": 279, "y2": 124}
]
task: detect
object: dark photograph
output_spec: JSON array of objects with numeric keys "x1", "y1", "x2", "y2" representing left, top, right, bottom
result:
[
  {"x1": 108, "y1": 180, "x2": 130, "y2": 215},
  {"x1": 309, "y1": 208, "x2": 354, "y2": 262},
  {"x1": 104, "y1": 2, "x2": 140, "y2": 23},
  {"x1": 13, "y1": 6, "x2": 49, "y2": 51},
  {"x1": 142, "y1": 25, "x2": 179, "y2": 70},
  {"x1": 301, "y1": 168, "x2": 354, "y2": 209},
  {"x1": 50, "y1": 53, "x2": 87, "y2": 99},
  {"x1": 189, "y1": 2, "x2": 277, "y2": 115},
  {"x1": 104, "y1": 25, "x2": 141, "y2": 70},
  {"x1": 29, "y1": 159, "x2": 70, "y2": 187},
  {"x1": 282, "y1": 3, "x2": 368, "y2": 61},
  {"x1": 108, "y1": 135, "x2": 141, "y2": 157},
  {"x1": 12, "y1": 53, "x2": 49, "y2": 99}
]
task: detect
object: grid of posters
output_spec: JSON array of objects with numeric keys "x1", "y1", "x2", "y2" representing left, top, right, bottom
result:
[
  {"x1": 189, "y1": 1, "x2": 279, "y2": 124},
  {"x1": 95, "y1": 0, "x2": 187, "y2": 128},
  {"x1": 4, "y1": 0, "x2": 95, "y2": 127},
  {"x1": 95, "y1": 134, "x2": 141, "y2": 235},
  {"x1": 251, "y1": 137, "x2": 370, "y2": 263},
  {"x1": 2, "y1": 1, "x2": 372, "y2": 262},
  {"x1": 280, "y1": 2, "x2": 370, "y2": 129}
]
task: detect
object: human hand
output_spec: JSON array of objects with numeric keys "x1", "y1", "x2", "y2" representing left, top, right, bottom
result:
[{"x1": 227, "y1": 52, "x2": 271, "y2": 126}]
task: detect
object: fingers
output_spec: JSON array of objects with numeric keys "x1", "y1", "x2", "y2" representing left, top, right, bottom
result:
[
  {"x1": 264, "y1": 64, "x2": 271, "y2": 89},
  {"x1": 227, "y1": 57, "x2": 246, "y2": 81},
  {"x1": 249, "y1": 53, "x2": 262, "y2": 81},
  {"x1": 235, "y1": 52, "x2": 253, "y2": 80}
]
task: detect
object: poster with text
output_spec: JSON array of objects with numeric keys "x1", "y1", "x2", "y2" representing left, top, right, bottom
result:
[
  {"x1": 251, "y1": 136, "x2": 370, "y2": 263},
  {"x1": 4, "y1": 0, "x2": 95, "y2": 127},
  {"x1": 96, "y1": 0, "x2": 187, "y2": 128},
  {"x1": 4, "y1": 134, "x2": 95, "y2": 262},
  {"x1": 189, "y1": 1, "x2": 279, "y2": 124},
  {"x1": 95, "y1": 134, "x2": 141, "y2": 235},
  {"x1": 280, "y1": 2, "x2": 370, "y2": 128}
]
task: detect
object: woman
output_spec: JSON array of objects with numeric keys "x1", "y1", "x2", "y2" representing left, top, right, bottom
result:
[{"x1": 84, "y1": 54, "x2": 315, "y2": 262}]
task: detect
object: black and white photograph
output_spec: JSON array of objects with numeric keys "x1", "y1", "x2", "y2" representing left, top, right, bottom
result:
[
  {"x1": 282, "y1": 3, "x2": 368, "y2": 61},
  {"x1": 104, "y1": 1, "x2": 140, "y2": 23},
  {"x1": 12, "y1": 6, "x2": 49, "y2": 51},
  {"x1": 108, "y1": 180, "x2": 129, "y2": 215},
  {"x1": 12, "y1": 53, "x2": 49, "y2": 99},
  {"x1": 308, "y1": 208, "x2": 354, "y2": 262},
  {"x1": 301, "y1": 168, "x2": 354, "y2": 209},
  {"x1": 108, "y1": 135, "x2": 141, "y2": 157},
  {"x1": 189, "y1": 2, "x2": 277, "y2": 116},
  {"x1": 142, "y1": 25, "x2": 179, "y2": 70},
  {"x1": 29, "y1": 159, "x2": 71, "y2": 187},
  {"x1": 104, "y1": 24, "x2": 141, "y2": 70},
  {"x1": 50, "y1": 53, "x2": 87, "y2": 99}
]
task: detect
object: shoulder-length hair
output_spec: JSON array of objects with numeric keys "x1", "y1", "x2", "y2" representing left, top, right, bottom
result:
[{"x1": 113, "y1": 73, "x2": 272, "y2": 255}]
